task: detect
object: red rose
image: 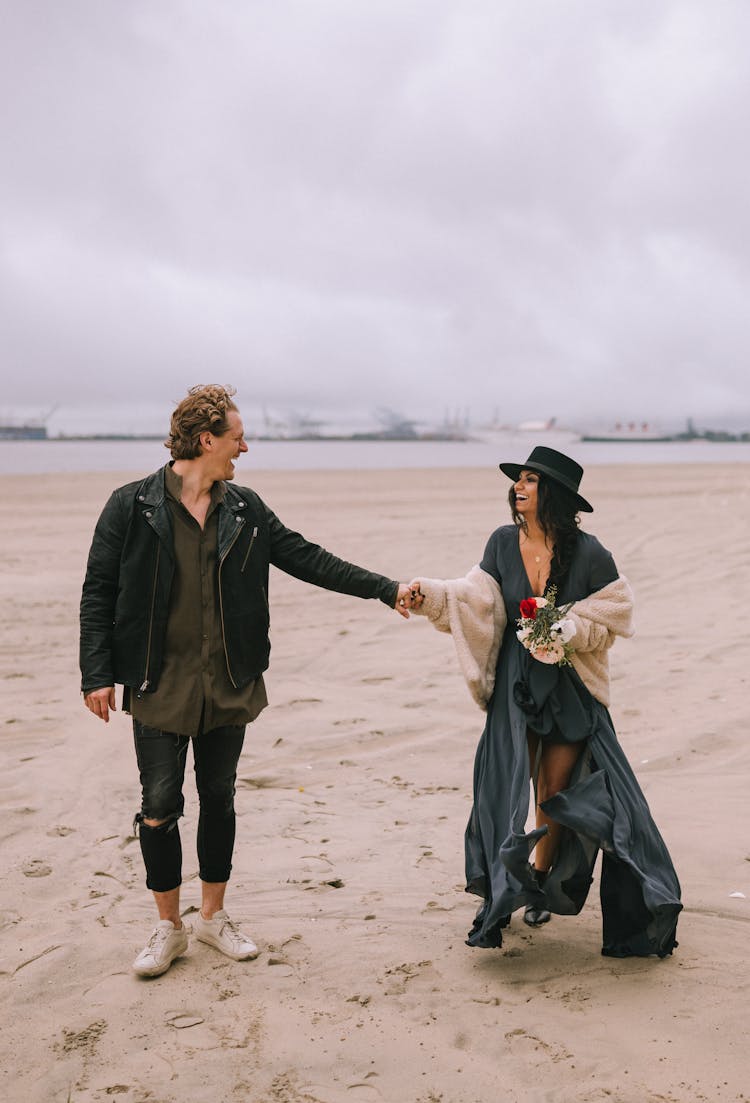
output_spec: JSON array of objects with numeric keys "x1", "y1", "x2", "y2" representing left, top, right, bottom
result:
[{"x1": 519, "y1": 598, "x2": 538, "y2": 619}]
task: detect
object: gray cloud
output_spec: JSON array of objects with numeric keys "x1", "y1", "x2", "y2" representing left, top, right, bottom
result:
[{"x1": 2, "y1": 0, "x2": 749, "y2": 432}]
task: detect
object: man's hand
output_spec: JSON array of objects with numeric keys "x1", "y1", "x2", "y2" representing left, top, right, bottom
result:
[
  {"x1": 394, "y1": 583, "x2": 416, "y2": 618},
  {"x1": 84, "y1": 686, "x2": 116, "y2": 723}
]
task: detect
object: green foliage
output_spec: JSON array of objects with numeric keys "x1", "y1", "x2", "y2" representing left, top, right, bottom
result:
[{"x1": 516, "y1": 584, "x2": 574, "y2": 666}]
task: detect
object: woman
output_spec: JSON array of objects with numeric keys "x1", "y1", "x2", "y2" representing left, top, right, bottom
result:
[{"x1": 410, "y1": 446, "x2": 681, "y2": 957}]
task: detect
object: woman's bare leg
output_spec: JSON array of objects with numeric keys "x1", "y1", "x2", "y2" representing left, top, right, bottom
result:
[{"x1": 533, "y1": 740, "x2": 584, "y2": 872}]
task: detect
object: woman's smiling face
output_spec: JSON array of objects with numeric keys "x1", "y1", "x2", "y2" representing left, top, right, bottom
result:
[{"x1": 513, "y1": 469, "x2": 540, "y2": 517}]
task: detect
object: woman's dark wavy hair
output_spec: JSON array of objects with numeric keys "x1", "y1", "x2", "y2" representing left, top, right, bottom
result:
[{"x1": 508, "y1": 473, "x2": 580, "y2": 587}]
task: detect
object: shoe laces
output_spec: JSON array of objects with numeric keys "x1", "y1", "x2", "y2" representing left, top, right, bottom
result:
[
  {"x1": 145, "y1": 925, "x2": 172, "y2": 955},
  {"x1": 218, "y1": 915, "x2": 248, "y2": 948}
]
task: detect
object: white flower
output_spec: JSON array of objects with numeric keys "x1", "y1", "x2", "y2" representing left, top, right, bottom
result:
[
  {"x1": 516, "y1": 585, "x2": 573, "y2": 667},
  {"x1": 550, "y1": 617, "x2": 575, "y2": 643}
]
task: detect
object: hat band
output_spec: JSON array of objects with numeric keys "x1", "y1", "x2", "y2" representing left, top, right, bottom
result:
[{"x1": 522, "y1": 462, "x2": 580, "y2": 496}]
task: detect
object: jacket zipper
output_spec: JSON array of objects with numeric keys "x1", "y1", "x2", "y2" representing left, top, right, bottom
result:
[
  {"x1": 140, "y1": 542, "x2": 161, "y2": 693},
  {"x1": 218, "y1": 517, "x2": 245, "y2": 688},
  {"x1": 240, "y1": 525, "x2": 259, "y2": 573}
]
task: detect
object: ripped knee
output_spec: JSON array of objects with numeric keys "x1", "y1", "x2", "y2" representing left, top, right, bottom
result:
[{"x1": 133, "y1": 810, "x2": 181, "y2": 836}]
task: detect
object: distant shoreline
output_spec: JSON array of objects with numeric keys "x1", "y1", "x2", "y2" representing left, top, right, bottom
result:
[
  {"x1": 4, "y1": 430, "x2": 750, "y2": 445},
  {"x1": 3, "y1": 434, "x2": 750, "y2": 476}
]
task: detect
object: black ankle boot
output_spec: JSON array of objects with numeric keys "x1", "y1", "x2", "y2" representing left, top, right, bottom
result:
[{"x1": 523, "y1": 868, "x2": 552, "y2": 928}]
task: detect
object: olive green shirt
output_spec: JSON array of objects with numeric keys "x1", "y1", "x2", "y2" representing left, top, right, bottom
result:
[{"x1": 129, "y1": 464, "x2": 267, "y2": 735}]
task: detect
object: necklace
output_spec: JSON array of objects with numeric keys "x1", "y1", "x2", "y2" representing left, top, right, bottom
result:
[
  {"x1": 522, "y1": 534, "x2": 551, "y2": 561},
  {"x1": 520, "y1": 531, "x2": 552, "y2": 593}
]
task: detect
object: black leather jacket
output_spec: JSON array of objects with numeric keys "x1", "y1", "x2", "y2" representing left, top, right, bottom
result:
[{"x1": 80, "y1": 467, "x2": 399, "y2": 696}]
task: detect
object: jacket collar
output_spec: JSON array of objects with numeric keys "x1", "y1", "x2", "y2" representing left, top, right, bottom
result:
[
  {"x1": 221, "y1": 482, "x2": 249, "y2": 515},
  {"x1": 134, "y1": 467, "x2": 172, "y2": 552},
  {"x1": 135, "y1": 466, "x2": 169, "y2": 508},
  {"x1": 137, "y1": 465, "x2": 243, "y2": 511},
  {"x1": 136, "y1": 467, "x2": 252, "y2": 558}
]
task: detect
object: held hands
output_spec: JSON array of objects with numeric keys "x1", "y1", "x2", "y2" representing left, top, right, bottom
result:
[
  {"x1": 84, "y1": 686, "x2": 116, "y2": 723},
  {"x1": 394, "y1": 581, "x2": 424, "y2": 618},
  {"x1": 407, "y1": 581, "x2": 424, "y2": 609}
]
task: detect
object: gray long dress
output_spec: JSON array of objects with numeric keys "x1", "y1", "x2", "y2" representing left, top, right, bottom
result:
[{"x1": 464, "y1": 524, "x2": 682, "y2": 956}]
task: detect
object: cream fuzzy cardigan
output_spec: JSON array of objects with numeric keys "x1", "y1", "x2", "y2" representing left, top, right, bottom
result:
[{"x1": 412, "y1": 566, "x2": 634, "y2": 709}]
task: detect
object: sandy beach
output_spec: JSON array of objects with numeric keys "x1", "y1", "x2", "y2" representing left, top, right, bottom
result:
[{"x1": 1, "y1": 462, "x2": 748, "y2": 1103}]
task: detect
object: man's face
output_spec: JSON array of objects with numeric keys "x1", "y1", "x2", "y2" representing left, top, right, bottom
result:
[{"x1": 205, "y1": 410, "x2": 248, "y2": 481}]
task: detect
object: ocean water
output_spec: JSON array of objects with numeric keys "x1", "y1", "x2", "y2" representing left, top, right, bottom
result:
[{"x1": 0, "y1": 434, "x2": 748, "y2": 476}]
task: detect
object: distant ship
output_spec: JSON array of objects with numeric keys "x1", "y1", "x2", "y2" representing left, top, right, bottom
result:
[
  {"x1": 477, "y1": 415, "x2": 580, "y2": 447},
  {"x1": 581, "y1": 421, "x2": 673, "y2": 443},
  {"x1": 516, "y1": 417, "x2": 559, "y2": 432}
]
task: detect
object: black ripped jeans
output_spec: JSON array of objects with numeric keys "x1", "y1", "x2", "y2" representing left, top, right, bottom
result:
[{"x1": 133, "y1": 720, "x2": 246, "y2": 892}]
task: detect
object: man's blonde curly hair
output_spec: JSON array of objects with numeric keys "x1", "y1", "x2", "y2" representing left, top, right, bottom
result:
[{"x1": 165, "y1": 385, "x2": 239, "y2": 460}]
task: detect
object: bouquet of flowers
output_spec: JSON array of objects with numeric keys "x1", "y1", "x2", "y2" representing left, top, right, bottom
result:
[{"x1": 516, "y1": 585, "x2": 575, "y2": 666}]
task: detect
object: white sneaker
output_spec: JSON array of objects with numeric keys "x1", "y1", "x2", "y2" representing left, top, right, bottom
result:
[
  {"x1": 132, "y1": 920, "x2": 188, "y2": 977},
  {"x1": 194, "y1": 909, "x2": 259, "y2": 960}
]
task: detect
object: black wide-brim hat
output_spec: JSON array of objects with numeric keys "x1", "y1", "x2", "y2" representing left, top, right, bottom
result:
[{"x1": 499, "y1": 445, "x2": 593, "y2": 512}]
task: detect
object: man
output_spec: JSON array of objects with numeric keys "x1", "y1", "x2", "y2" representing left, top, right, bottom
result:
[{"x1": 80, "y1": 385, "x2": 413, "y2": 977}]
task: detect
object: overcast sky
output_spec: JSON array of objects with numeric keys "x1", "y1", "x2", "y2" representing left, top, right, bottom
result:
[{"x1": 2, "y1": 0, "x2": 749, "y2": 433}]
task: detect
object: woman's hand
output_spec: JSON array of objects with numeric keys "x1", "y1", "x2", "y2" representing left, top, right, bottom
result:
[
  {"x1": 407, "y1": 580, "x2": 424, "y2": 609},
  {"x1": 394, "y1": 582, "x2": 418, "y2": 618}
]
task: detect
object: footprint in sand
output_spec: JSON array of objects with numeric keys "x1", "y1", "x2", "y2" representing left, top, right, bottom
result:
[
  {"x1": 504, "y1": 1027, "x2": 572, "y2": 1062},
  {"x1": 346, "y1": 1083, "x2": 382, "y2": 1100},
  {"x1": 22, "y1": 859, "x2": 52, "y2": 877},
  {"x1": 380, "y1": 960, "x2": 434, "y2": 996},
  {"x1": 237, "y1": 775, "x2": 286, "y2": 789},
  {"x1": 421, "y1": 900, "x2": 456, "y2": 913},
  {"x1": 57, "y1": 1020, "x2": 108, "y2": 1057},
  {"x1": 273, "y1": 1072, "x2": 383, "y2": 1102},
  {"x1": 166, "y1": 1012, "x2": 205, "y2": 1029},
  {"x1": 559, "y1": 984, "x2": 592, "y2": 1011}
]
